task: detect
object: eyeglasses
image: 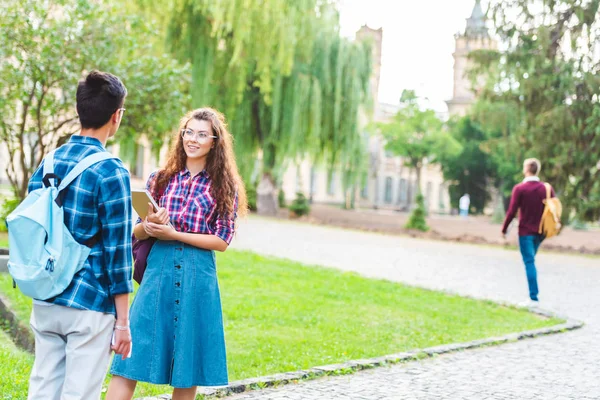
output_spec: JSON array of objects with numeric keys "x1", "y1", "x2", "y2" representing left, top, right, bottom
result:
[
  {"x1": 181, "y1": 128, "x2": 217, "y2": 143},
  {"x1": 117, "y1": 108, "x2": 126, "y2": 116}
]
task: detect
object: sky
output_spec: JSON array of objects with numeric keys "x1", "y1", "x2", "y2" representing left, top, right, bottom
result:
[{"x1": 339, "y1": 0, "x2": 489, "y2": 115}]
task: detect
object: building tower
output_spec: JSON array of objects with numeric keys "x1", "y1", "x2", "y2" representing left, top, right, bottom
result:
[
  {"x1": 355, "y1": 25, "x2": 383, "y2": 112},
  {"x1": 446, "y1": 0, "x2": 497, "y2": 116}
]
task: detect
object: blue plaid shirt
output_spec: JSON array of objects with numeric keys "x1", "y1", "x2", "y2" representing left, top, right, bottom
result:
[{"x1": 28, "y1": 136, "x2": 133, "y2": 315}]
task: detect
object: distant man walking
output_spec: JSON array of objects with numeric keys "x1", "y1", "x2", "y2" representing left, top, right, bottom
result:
[
  {"x1": 502, "y1": 158, "x2": 554, "y2": 306},
  {"x1": 459, "y1": 193, "x2": 470, "y2": 217}
]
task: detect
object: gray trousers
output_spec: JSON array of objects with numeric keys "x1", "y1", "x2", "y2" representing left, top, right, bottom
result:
[{"x1": 28, "y1": 303, "x2": 114, "y2": 400}]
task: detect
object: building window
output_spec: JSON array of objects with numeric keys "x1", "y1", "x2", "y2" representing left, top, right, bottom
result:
[
  {"x1": 439, "y1": 183, "x2": 446, "y2": 211},
  {"x1": 398, "y1": 178, "x2": 407, "y2": 204},
  {"x1": 384, "y1": 177, "x2": 393, "y2": 204},
  {"x1": 361, "y1": 180, "x2": 368, "y2": 199},
  {"x1": 425, "y1": 181, "x2": 433, "y2": 210},
  {"x1": 328, "y1": 172, "x2": 336, "y2": 196}
]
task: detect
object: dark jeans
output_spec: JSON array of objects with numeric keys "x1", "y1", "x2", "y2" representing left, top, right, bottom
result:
[{"x1": 518, "y1": 234, "x2": 544, "y2": 301}]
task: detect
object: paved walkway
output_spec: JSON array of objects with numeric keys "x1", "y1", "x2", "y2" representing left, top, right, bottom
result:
[{"x1": 227, "y1": 216, "x2": 600, "y2": 400}]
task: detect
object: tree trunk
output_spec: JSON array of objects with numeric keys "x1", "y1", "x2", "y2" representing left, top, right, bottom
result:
[
  {"x1": 256, "y1": 172, "x2": 278, "y2": 216},
  {"x1": 415, "y1": 164, "x2": 422, "y2": 195},
  {"x1": 406, "y1": 168, "x2": 413, "y2": 210},
  {"x1": 344, "y1": 188, "x2": 352, "y2": 210}
]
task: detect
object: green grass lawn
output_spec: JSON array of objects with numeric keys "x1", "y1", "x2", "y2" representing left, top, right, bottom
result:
[
  {"x1": 0, "y1": 232, "x2": 7, "y2": 248},
  {"x1": 0, "y1": 249, "x2": 562, "y2": 398},
  {"x1": 0, "y1": 330, "x2": 33, "y2": 399}
]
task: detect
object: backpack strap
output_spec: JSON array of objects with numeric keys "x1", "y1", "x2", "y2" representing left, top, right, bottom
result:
[
  {"x1": 42, "y1": 150, "x2": 60, "y2": 188},
  {"x1": 56, "y1": 151, "x2": 118, "y2": 248},
  {"x1": 57, "y1": 152, "x2": 117, "y2": 192},
  {"x1": 539, "y1": 182, "x2": 553, "y2": 235},
  {"x1": 544, "y1": 182, "x2": 552, "y2": 201}
]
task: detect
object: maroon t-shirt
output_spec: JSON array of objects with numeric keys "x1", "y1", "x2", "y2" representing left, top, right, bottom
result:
[{"x1": 502, "y1": 180, "x2": 555, "y2": 236}]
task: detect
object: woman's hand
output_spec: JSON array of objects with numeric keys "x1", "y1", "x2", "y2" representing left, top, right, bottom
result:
[
  {"x1": 144, "y1": 220, "x2": 177, "y2": 241},
  {"x1": 146, "y1": 203, "x2": 170, "y2": 225}
]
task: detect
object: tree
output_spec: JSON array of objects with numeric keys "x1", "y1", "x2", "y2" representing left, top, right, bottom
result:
[
  {"x1": 471, "y1": 100, "x2": 524, "y2": 212},
  {"x1": 405, "y1": 194, "x2": 429, "y2": 232},
  {"x1": 440, "y1": 116, "x2": 497, "y2": 214},
  {"x1": 166, "y1": 1, "x2": 372, "y2": 215},
  {"x1": 0, "y1": 0, "x2": 190, "y2": 200},
  {"x1": 470, "y1": 0, "x2": 600, "y2": 222},
  {"x1": 378, "y1": 90, "x2": 460, "y2": 197}
]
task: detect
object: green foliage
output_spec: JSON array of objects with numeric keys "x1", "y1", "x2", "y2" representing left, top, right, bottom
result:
[
  {"x1": 377, "y1": 90, "x2": 461, "y2": 193},
  {"x1": 0, "y1": 0, "x2": 190, "y2": 200},
  {"x1": 278, "y1": 189, "x2": 287, "y2": 209},
  {"x1": 405, "y1": 194, "x2": 429, "y2": 232},
  {"x1": 470, "y1": 0, "x2": 600, "y2": 221},
  {"x1": 571, "y1": 219, "x2": 589, "y2": 231},
  {"x1": 0, "y1": 197, "x2": 20, "y2": 233},
  {"x1": 246, "y1": 185, "x2": 258, "y2": 212},
  {"x1": 288, "y1": 192, "x2": 311, "y2": 217},
  {"x1": 166, "y1": 1, "x2": 372, "y2": 194},
  {"x1": 0, "y1": 250, "x2": 562, "y2": 397},
  {"x1": 440, "y1": 116, "x2": 497, "y2": 213},
  {"x1": 470, "y1": 101, "x2": 526, "y2": 205}
]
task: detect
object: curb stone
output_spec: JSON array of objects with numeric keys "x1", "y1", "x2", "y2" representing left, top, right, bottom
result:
[
  {"x1": 135, "y1": 307, "x2": 583, "y2": 400},
  {"x1": 0, "y1": 255, "x2": 8, "y2": 273},
  {"x1": 0, "y1": 293, "x2": 35, "y2": 352}
]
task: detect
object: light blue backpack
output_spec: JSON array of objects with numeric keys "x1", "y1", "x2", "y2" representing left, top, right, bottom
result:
[{"x1": 6, "y1": 150, "x2": 117, "y2": 300}]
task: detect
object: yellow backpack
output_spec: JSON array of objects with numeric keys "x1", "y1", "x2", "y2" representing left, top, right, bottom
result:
[{"x1": 538, "y1": 183, "x2": 562, "y2": 238}]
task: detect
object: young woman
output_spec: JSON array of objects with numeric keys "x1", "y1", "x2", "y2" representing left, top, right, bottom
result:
[{"x1": 107, "y1": 108, "x2": 248, "y2": 400}]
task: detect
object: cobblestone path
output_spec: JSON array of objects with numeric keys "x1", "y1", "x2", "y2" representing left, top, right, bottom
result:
[{"x1": 226, "y1": 217, "x2": 600, "y2": 399}]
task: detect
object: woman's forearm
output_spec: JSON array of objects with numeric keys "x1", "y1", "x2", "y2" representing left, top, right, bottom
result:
[
  {"x1": 134, "y1": 223, "x2": 150, "y2": 240},
  {"x1": 172, "y1": 231, "x2": 228, "y2": 252}
]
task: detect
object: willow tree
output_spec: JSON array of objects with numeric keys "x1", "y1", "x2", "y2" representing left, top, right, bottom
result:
[
  {"x1": 166, "y1": 0, "x2": 372, "y2": 215},
  {"x1": 470, "y1": 0, "x2": 600, "y2": 222}
]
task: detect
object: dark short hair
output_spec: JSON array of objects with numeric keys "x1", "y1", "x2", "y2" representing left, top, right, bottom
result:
[{"x1": 76, "y1": 70, "x2": 127, "y2": 129}]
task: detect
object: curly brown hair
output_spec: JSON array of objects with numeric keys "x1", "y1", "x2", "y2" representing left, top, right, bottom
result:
[{"x1": 154, "y1": 108, "x2": 248, "y2": 218}]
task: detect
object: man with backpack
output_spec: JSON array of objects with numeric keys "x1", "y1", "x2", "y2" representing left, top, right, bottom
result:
[
  {"x1": 501, "y1": 158, "x2": 560, "y2": 307},
  {"x1": 9, "y1": 71, "x2": 133, "y2": 399}
]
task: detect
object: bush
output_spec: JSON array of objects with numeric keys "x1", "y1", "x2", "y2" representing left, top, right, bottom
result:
[
  {"x1": 288, "y1": 192, "x2": 310, "y2": 217},
  {"x1": 246, "y1": 185, "x2": 257, "y2": 212},
  {"x1": 0, "y1": 197, "x2": 20, "y2": 233},
  {"x1": 571, "y1": 219, "x2": 588, "y2": 231},
  {"x1": 278, "y1": 189, "x2": 287, "y2": 208},
  {"x1": 405, "y1": 194, "x2": 429, "y2": 232}
]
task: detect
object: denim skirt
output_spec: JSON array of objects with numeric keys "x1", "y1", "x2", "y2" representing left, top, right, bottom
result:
[{"x1": 111, "y1": 240, "x2": 228, "y2": 388}]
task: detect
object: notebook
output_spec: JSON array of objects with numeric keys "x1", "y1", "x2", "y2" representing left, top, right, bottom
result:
[{"x1": 131, "y1": 190, "x2": 172, "y2": 227}]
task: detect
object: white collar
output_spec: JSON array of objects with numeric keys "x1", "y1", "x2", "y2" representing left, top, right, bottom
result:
[{"x1": 523, "y1": 176, "x2": 540, "y2": 183}]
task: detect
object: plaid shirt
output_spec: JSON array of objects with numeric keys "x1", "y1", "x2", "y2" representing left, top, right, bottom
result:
[
  {"x1": 145, "y1": 169, "x2": 237, "y2": 244},
  {"x1": 28, "y1": 136, "x2": 133, "y2": 315}
]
